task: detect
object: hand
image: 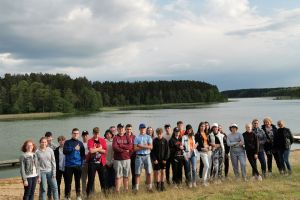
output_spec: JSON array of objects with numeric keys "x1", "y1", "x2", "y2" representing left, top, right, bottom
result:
[
  {"x1": 23, "y1": 181, "x2": 28, "y2": 187},
  {"x1": 194, "y1": 143, "x2": 198, "y2": 149},
  {"x1": 239, "y1": 141, "x2": 243, "y2": 146},
  {"x1": 154, "y1": 160, "x2": 158, "y2": 164},
  {"x1": 37, "y1": 178, "x2": 41, "y2": 184},
  {"x1": 162, "y1": 160, "x2": 167, "y2": 164},
  {"x1": 254, "y1": 154, "x2": 258, "y2": 160},
  {"x1": 180, "y1": 145, "x2": 184, "y2": 150},
  {"x1": 75, "y1": 144, "x2": 80, "y2": 151}
]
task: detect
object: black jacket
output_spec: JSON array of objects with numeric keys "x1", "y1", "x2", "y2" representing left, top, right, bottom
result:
[
  {"x1": 261, "y1": 124, "x2": 277, "y2": 151},
  {"x1": 195, "y1": 132, "x2": 212, "y2": 152},
  {"x1": 243, "y1": 131, "x2": 259, "y2": 154},
  {"x1": 276, "y1": 128, "x2": 294, "y2": 150},
  {"x1": 151, "y1": 137, "x2": 169, "y2": 161},
  {"x1": 169, "y1": 136, "x2": 184, "y2": 159}
]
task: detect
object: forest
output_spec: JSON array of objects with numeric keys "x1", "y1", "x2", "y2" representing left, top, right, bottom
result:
[
  {"x1": 0, "y1": 73, "x2": 226, "y2": 114},
  {"x1": 222, "y1": 87, "x2": 300, "y2": 98}
]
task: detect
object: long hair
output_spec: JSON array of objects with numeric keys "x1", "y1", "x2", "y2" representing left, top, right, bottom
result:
[
  {"x1": 21, "y1": 140, "x2": 36, "y2": 153},
  {"x1": 197, "y1": 122, "x2": 206, "y2": 134}
]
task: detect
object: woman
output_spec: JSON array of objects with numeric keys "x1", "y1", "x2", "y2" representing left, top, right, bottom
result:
[
  {"x1": 276, "y1": 120, "x2": 294, "y2": 174},
  {"x1": 169, "y1": 127, "x2": 185, "y2": 188},
  {"x1": 261, "y1": 117, "x2": 281, "y2": 175},
  {"x1": 243, "y1": 123, "x2": 262, "y2": 181},
  {"x1": 36, "y1": 137, "x2": 59, "y2": 200},
  {"x1": 104, "y1": 129, "x2": 115, "y2": 190},
  {"x1": 227, "y1": 124, "x2": 247, "y2": 180},
  {"x1": 195, "y1": 122, "x2": 211, "y2": 186},
  {"x1": 182, "y1": 124, "x2": 198, "y2": 188},
  {"x1": 20, "y1": 140, "x2": 40, "y2": 200},
  {"x1": 146, "y1": 127, "x2": 155, "y2": 139}
]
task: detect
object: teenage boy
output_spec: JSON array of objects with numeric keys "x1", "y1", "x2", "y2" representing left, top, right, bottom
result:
[
  {"x1": 81, "y1": 130, "x2": 90, "y2": 196},
  {"x1": 177, "y1": 121, "x2": 185, "y2": 137},
  {"x1": 151, "y1": 128, "x2": 169, "y2": 191},
  {"x1": 112, "y1": 123, "x2": 132, "y2": 193},
  {"x1": 86, "y1": 127, "x2": 108, "y2": 197},
  {"x1": 45, "y1": 131, "x2": 57, "y2": 151},
  {"x1": 54, "y1": 136, "x2": 66, "y2": 199},
  {"x1": 125, "y1": 124, "x2": 136, "y2": 190},
  {"x1": 63, "y1": 128, "x2": 85, "y2": 200},
  {"x1": 134, "y1": 123, "x2": 153, "y2": 193},
  {"x1": 164, "y1": 124, "x2": 172, "y2": 184}
]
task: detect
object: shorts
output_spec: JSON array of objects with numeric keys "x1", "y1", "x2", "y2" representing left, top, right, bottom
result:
[
  {"x1": 113, "y1": 159, "x2": 131, "y2": 178},
  {"x1": 153, "y1": 161, "x2": 166, "y2": 171},
  {"x1": 135, "y1": 154, "x2": 152, "y2": 175}
]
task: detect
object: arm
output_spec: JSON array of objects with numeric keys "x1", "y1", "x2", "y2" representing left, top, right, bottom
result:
[
  {"x1": 255, "y1": 135, "x2": 259, "y2": 154},
  {"x1": 119, "y1": 135, "x2": 133, "y2": 151},
  {"x1": 112, "y1": 137, "x2": 124, "y2": 153},
  {"x1": 226, "y1": 135, "x2": 239, "y2": 147},
  {"x1": 80, "y1": 142, "x2": 85, "y2": 165},
  {"x1": 50, "y1": 149, "x2": 56, "y2": 177},
  {"x1": 239, "y1": 133, "x2": 245, "y2": 146},
  {"x1": 63, "y1": 141, "x2": 74, "y2": 155},
  {"x1": 164, "y1": 139, "x2": 169, "y2": 160},
  {"x1": 34, "y1": 153, "x2": 40, "y2": 178},
  {"x1": 150, "y1": 140, "x2": 157, "y2": 161},
  {"x1": 19, "y1": 155, "x2": 27, "y2": 183},
  {"x1": 287, "y1": 128, "x2": 294, "y2": 145}
]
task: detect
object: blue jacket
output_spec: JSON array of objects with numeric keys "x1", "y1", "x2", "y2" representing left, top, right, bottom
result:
[{"x1": 63, "y1": 138, "x2": 85, "y2": 167}]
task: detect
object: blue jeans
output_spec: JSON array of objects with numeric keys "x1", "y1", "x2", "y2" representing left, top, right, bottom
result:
[
  {"x1": 23, "y1": 176, "x2": 37, "y2": 200},
  {"x1": 280, "y1": 149, "x2": 291, "y2": 172},
  {"x1": 39, "y1": 171, "x2": 59, "y2": 200},
  {"x1": 230, "y1": 150, "x2": 246, "y2": 178},
  {"x1": 257, "y1": 151, "x2": 267, "y2": 175},
  {"x1": 184, "y1": 153, "x2": 197, "y2": 183}
]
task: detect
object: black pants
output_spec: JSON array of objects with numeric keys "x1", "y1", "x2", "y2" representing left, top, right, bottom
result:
[
  {"x1": 130, "y1": 156, "x2": 136, "y2": 189},
  {"x1": 165, "y1": 157, "x2": 172, "y2": 182},
  {"x1": 56, "y1": 169, "x2": 66, "y2": 198},
  {"x1": 65, "y1": 166, "x2": 82, "y2": 197},
  {"x1": 171, "y1": 156, "x2": 184, "y2": 184},
  {"x1": 105, "y1": 165, "x2": 115, "y2": 189},
  {"x1": 246, "y1": 152, "x2": 259, "y2": 176},
  {"x1": 266, "y1": 150, "x2": 282, "y2": 172},
  {"x1": 23, "y1": 176, "x2": 37, "y2": 200},
  {"x1": 86, "y1": 162, "x2": 108, "y2": 196},
  {"x1": 224, "y1": 153, "x2": 229, "y2": 177}
]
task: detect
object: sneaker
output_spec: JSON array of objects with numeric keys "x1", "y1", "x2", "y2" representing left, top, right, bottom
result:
[
  {"x1": 268, "y1": 172, "x2": 272, "y2": 177},
  {"x1": 76, "y1": 196, "x2": 82, "y2": 200},
  {"x1": 174, "y1": 184, "x2": 179, "y2": 189},
  {"x1": 133, "y1": 188, "x2": 138, "y2": 194},
  {"x1": 203, "y1": 182, "x2": 209, "y2": 187},
  {"x1": 257, "y1": 175, "x2": 262, "y2": 181},
  {"x1": 192, "y1": 182, "x2": 197, "y2": 188},
  {"x1": 188, "y1": 182, "x2": 192, "y2": 188},
  {"x1": 64, "y1": 197, "x2": 71, "y2": 200}
]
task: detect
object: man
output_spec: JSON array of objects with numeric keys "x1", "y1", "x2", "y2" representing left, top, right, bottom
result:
[
  {"x1": 252, "y1": 119, "x2": 267, "y2": 177},
  {"x1": 125, "y1": 124, "x2": 136, "y2": 190},
  {"x1": 219, "y1": 125, "x2": 230, "y2": 178},
  {"x1": 177, "y1": 121, "x2": 185, "y2": 137},
  {"x1": 81, "y1": 130, "x2": 90, "y2": 196},
  {"x1": 210, "y1": 123, "x2": 224, "y2": 182},
  {"x1": 86, "y1": 127, "x2": 108, "y2": 197},
  {"x1": 45, "y1": 131, "x2": 57, "y2": 151},
  {"x1": 112, "y1": 123, "x2": 132, "y2": 193},
  {"x1": 63, "y1": 128, "x2": 85, "y2": 200},
  {"x1": 134, "y1": 123, "x2": 153, "y2": 193},
  {"x1": 164, "y1": 124, "x2": 172, "y2": 184},
  {"x1": 54, "y1": 136, "x2": 66, "y2": 199}
]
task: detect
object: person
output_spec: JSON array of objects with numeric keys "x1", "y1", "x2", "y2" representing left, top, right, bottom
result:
[
  {"x1": 199, "y1": 121, "x2": 210, "y2": 179},
  {"x1": 276, "y1": 120, "x2": 294, "y2": 175},
  {"x1": 36, "y1": 137, "x2": 59, "y2": 200},
  {"x1": 252, "y1": 119, "x2": 267, "y2": 177},
  {"x1": 146, "y1": 126, "x2": 155, "y2": 139},
  {"x1": 219, "y1": 124, "x2": 230, "y2": 178},
  {"x1": 210, "y1": 123, "x2": 224, "y2": 182},
  {"x1": 20, "y1": 140, "x2": 40, "y2": 200},
  {"x1": 109, "y1": 126, "x2": 116, "y2": 137},
  {"x1": 164, "y1": 124, "x2": 172, "y2": 184},
  {"x1": 261, "y1": 117, "x2": 282, "y2": 175},
  {"x1": 63, "y1": 128, "x2": 85, "y2": 200},
  {"x1": 81, "y1": 130, "x2": 90, "y2": 196},
  {"x1": 86, "y1": 127, "x2": 108, "y2": 197},
  {"x1": 227, "y1": 124, "x2": 247, "y2": 181},
  {"x1": 195, "y1": 122, "x2": 211, "y2": 186},
  {"x1": 169, "y1": 127, "x2": 185, "y2": 188},
  {"x1": 243, "y1": 123, "x2": 262, "y2": 181},
  {"x1": 104, "y1": 129, "x2": 115, "y2": 190},
  {"x1": 112, "y1": 123, "x2": 132, "y2": 193},
  {"x1": 177, "y1": 121, "x2": 185, "y2": 137},
  {"x1": 133, "y1": 123, "x2": 153, "y2": 193},
  {"x1": 125, "y1": 124, "x2": 136, "y2": 190},
  {"x1": 54, "y1": 136, "x2": 66, "y2": 198},
  {"x1": 45, "y1": 132, "x2": 57, "y2": 151},
  {"x1": 182, "y1": 124, "x2": 198, "y2": 188},
  {"x1": 151, "y1": 128, "x2": 169, "y2": 191}
]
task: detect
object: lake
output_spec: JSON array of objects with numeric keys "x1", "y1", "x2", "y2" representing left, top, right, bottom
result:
[{"x1": 0, "y1": 97, "x2": 299, "y2": 178}]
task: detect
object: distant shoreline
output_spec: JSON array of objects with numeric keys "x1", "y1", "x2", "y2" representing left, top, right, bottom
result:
[{"x1": 0, "y1": 112, "x2": 66, "y2": 121}]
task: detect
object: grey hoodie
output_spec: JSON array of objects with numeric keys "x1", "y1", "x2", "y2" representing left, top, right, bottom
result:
[{"x1": 36, "y1": 147, "x2": 56, "y2": 176}]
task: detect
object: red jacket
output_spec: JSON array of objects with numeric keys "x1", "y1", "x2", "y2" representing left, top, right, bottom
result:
[
  {"x1": 112, "y1": 134, "x2": 132, "y2": 160},
  {"x1": 87, "y1": 136, "x2": 107, "y2": 165}
]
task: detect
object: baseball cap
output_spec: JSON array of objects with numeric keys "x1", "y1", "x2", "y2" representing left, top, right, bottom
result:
[
  {"x1": 139, "y1": 123, "x2": 146, "y2": 129},
  {"x1": 173, "y1": 127, "x2": 180, "y2": 133},
  {"x1": 211, "y1": 123, "x2": 219, "y2": 128}
]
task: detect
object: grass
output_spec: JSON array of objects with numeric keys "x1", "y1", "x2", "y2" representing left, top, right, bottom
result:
[
  {"x1": 1, "y1": 151, "x2": 300, "y2": 199},
  {"x1": 0, "y1": 112, "x2": 65, "y2": 121}
]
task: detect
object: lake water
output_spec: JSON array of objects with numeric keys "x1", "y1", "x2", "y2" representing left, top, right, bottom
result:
[{"x1": 0, "y1": 97, "x2": 299, "y2": 178}]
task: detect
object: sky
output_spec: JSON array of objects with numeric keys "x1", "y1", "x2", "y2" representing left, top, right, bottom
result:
[{"x1": 0, "y1": 0, "x2": 300, "y2": 91}]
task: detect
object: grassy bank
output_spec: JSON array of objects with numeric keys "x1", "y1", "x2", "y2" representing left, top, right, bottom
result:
[
  {"x1": 0, "y1": 112, "x2": 66, "y2": 121},
  {"x1": 1, "y1": 151, "x2": 299, "y2": 200}
]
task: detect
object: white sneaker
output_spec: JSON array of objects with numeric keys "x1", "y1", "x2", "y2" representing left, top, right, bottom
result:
[
  {"x1": 76, "y1": 196, "x2": 82, "y2": 200},
  {"x1": 257, "y1": 175, "x2": 262, "y2": 181},
  {"x1": 188, "y1": 182, "x2": 192, "y2": 188},
  {"x1": 203, "y1": 182, "x2": 209, "y2": 187},
  {"x1": 192, "y1": 182, "x2": 197, "y2": 188},
  {"x1": 64, "y1": 197, "x2": 71, "y2": 200}
]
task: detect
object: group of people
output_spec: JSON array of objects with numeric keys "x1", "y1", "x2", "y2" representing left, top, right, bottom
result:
[{"x1": 20, "y1": 118, "x2": 294, "y2": 200}]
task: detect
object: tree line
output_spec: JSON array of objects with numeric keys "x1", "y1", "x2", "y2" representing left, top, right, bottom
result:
[
  {"x1": 222, "y1": 87, "x2": 300, "y2": 98},
  {"x1": 0, "y1": 73, "x2": 226, "y2": 114}
]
